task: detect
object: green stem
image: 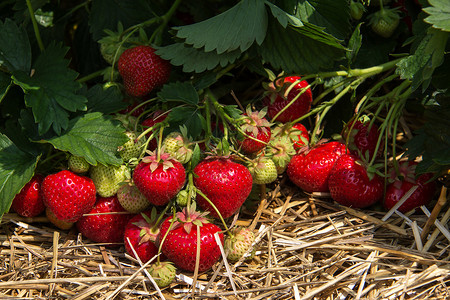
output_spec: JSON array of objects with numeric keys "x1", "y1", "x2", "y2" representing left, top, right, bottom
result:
[
  {"x1": 149, "y1": 0, "x2": 182, "y2": 45},
  {"x1": 156, "y1": 208, "x2": 177, "y2": 264},
  {"x1": 195, "y1": 188, "x2": 230, "y2": 232},
  {"x1": 77, "y1": 69, "x2": 105, "y2": 83},
  {"x1": 26, "y1": 0, "x2": 45, "y2": 52}
]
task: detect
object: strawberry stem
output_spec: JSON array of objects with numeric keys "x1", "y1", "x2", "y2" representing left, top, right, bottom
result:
[
  {"x1": 156, "y1": 207, "x2": 177, "y2": 264},
  {"x1": 195, "y1": 188, "x2": 230, "y2": 232},
  {"x1": 26, "y1": 0, "x2": 45, "y2": 52}
]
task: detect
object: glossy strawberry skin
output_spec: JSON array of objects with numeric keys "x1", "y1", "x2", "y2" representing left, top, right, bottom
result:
[
  {"x1": 287, "y1": 142, "x2": 347, "y2": 193},
  {"x1": 263, "y1": 76, "x2": 313, "y2": 123},
  {"x1": 76, "y1": 196, "x2": 132, "y2": 244},
  {"x1": 342, "y1": 119, "x2": 380, "y2": 160},
  {"x1": 42, "y1": 170, "x2": 96, "y2": 222},
  {"x1": 291, "y1": 123, "x2": 310, "y2": 152},
  {"x1": 133, "y1": 159, "x2": 186, "y2": 206},
  {"x1": 194, "y1": 158, "x2": 253, "y2": 219},
  {"x1": 123, "y1": 211, "x2": 161, "y2": 262},
  {"x1": 328, "y1": 154, "x2": 384, "y2": 208},
  {"x1": 11, "y1": 174, "x2": 45, "y2": 218},
  {"x1": 384, "y1": 172, "x2": 437, "y2": 213},
  {"x1": 239, "y1": 127, "x2": 271, "y2": 154},
  {"x1": 159, "y1": 215, "x2": 223, "y2": 272},
  {"x1": 118, "y1": 45, "x2": 171, "y2": 97}
]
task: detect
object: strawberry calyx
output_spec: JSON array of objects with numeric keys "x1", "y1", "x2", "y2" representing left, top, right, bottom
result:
[
  {"x1": 133, "y1": 208, "x2": 160, "y2": 245},
  {"x1": 389, "y1": 160, "x2": 417, "y2": 188},
  {"x1": 240, "y1": 106, "x2": 272, "y2": 137},
  {"x1": 173, "y1": 203, "x2": 210, "y2": 235},
  {"x1": 141, "y1": 150, "x2": 175, "y2": 172}
]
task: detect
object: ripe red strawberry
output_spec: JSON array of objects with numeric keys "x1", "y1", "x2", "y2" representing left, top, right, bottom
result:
[
  {"x1": 118, "y1": 100, "x2": 147, "y2": 117},
  {"x1": 46, "y1": 207, "x2": 74, "y2": 230},
  {"x1": 194, "y1": 157, "x2": 253, "y2": 219},
  {"x1": 384, "y1": 161, "x2": 437, "y2": 213},
  {"x1": 123, "y1": 210, "x2": 161, "y2": 262},
  {"x1": 287, "y1": 142, "x2": 347, "y2": 193},
  {"x1": 263, "y1": 76, "x2": 313, "y2": 123},
  {"x1": 141, "y1": 111, "x2": 168, "y2": 151},
  {"x1": 11, "y1": 174, "x2": 45, "y2": 218},
  {"x1": 238, "y1": 107, "x2": 272, "y2": 154},
  {"x1": 133, "y1": 151, "x2": 186, "y2": 206},
  {"x1": 76, "y1": 196, "x2": 132, "y2": 244},
  {"x1": 42, "y1": 170, "x2": 96, "y2": 222},
  {"x1": 158, "y1": 205, "x2": 223, "y2": 272},
  {"x1": 118, "y1": 45, "x2": 171, "y2": 97},
  {"x1": 328, "y1": 154, "x2": 384, "y2": 208},
  {"x1": 290, "y1": 123, "x2": 310, "y2": 152},
  {"x1": 342, "y1": 117, "x2": 380, "y2": 160}
]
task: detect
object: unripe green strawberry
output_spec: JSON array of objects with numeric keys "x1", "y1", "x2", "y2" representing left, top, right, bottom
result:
[
  {"x1": 117, "y1": 182, "x2": 151, "y2": 213},
  {"x1": 119, "y1": 131, "x2": 145, "y2": 162},
  {"x1": 368, "y1": 7, "x2": 400, "y2": 38},
  {"x1": 90, "y1": 164, "x2": 130, "y2": 197},
  {"x1": 148, "y1": 262, "x2": 177, "y2": 288},
  {"x1": 248, "y1": 156, "x2": 278, "y2": 185},
  {"x1": 266, "y1": 135, "x2": 296, "y2": 174},
  {"x1": 68, "y1": 155, "x2": 90, "y2": 174},
  {"x1": 350, "y1": 0, "x2": 365, "y2": 20},
  {"x1": 162, "y1": 131, "x2": 193, "y2": 164},
  {"x1": 225, "y1": 227, "x2": 256, "y2": 262}
]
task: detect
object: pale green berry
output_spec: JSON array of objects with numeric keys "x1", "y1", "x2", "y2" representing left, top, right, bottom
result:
[
  {"x1": 162, "y1": 132, "x2": 193, "y2": 164},
  {"x1": 119, "y1": 131, "x2": 145, "y2": 162},
  {"x1": 248, "y1": 157, "x2": 278, "y2": 185},
  {"x1": 225, "y1": 227, "x2": 256, "y2": 262},
  {"x1": 90, "y1": 164, "x2": 130, "y2": 197},
  {"x1": 117, "y1": 184, "x2": 150, "y2": 213},
  {"x1": 148, "y1": 262, "x2": 177, "y2": 288},
  {"x1": 68, "y1": 155, "x2": 90, "y2": 173}
]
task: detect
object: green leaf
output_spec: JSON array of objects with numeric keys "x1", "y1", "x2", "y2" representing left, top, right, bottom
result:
[
  {"x1": 84, "y1": 84, "x2": 128, "y2": 114},
  {"x1": 346, "y1": 23, "x2": 363, "y2": 65},
  {"x1": 89, "y1": 0, "x2": 156, "y2": 41},
  {"x1": 174, "y1": 0, "x2": 268, "y2": 54},
  {"x1": 259, "y1": 19, "x2": 345, "y2": 74},
  {"x1": 277, "y1": 0, "x2": 352, "y2": 39},
  {"x1": 0, "y1": 72, "x2": 12, "y2": 104},
  {"x1": 167, "y1": 107, "x2": 204, "y2": 140},
  {"x1": 11, "y1": 42, "x2": 87, "y2": 135},
  {"x1": 0, "y1": 19, "x2": 31, "y2": 72},
  {"x1": 423, "y1": 0, "x2": 450, "y2": 32},
  {"x1": 155, "y1": 43, "x2": 242, "y2": 73},
  {"x1": 396, "y1": 28, "x2": 448, "y2": 91},
  {"x1": 157, "y1": 82, "x2": 199, "y2": 106},
  {"x1": 0, "y1": 134, "x2": 39, "y2": 218},
  {"x1": 44, "y1": 112, "x2": 128, "y2": 166},
  {"x1": 265, "y1": 2, "x2": 303, "y2": 27}
]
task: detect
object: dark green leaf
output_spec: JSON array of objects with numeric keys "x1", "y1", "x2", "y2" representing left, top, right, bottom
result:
[
  {"x1": 174, "y1": 0, "x2": 268, "y2": 54},
  {"x1": 11, "y1": 42, "x2": 87, "y2": 135},
  {"x1": 158, "y1": 82, "x2": 199, "y2": 105},
  {"x1": 0, "y1": 134, "x2": 39, "y2": 218},
  {"x1": 167, "y1": 107, "x2": 204, "y2": 140},
  {"x1": 423, "y1": 0, "x2": 450, "y2": 32},
  {"x1": 278, "y1": 0, "x2": 352, "y2": 39},
  {"x1": 0, "y1": 19, "x2": 31, "y2": 72},
  {"x1": 156, "y1": 43, "x2": 242, "y2": 73},
  {"x1": 89, "y1": 0, "x2": 156, "y2": 41},
  {"x1": 0, "y1": 72, "x2": 12, "y2": 103},
  {"x1": 84, "y1": 84, "x2": 128, "y2": 114},
  {"x1": 190, "y1": 143, "x2": 202, "y2": 170},
  {"x1": 223, "y1": 105, "x2": 244, "y2": 121},
  {"x1": 44, "y1": 112, "x2": 128, "y2": 166},
  {"x1": 259, "y1": 19, "x2": 345, "y2": 74},
  {"x1": 265, "y1": 2, "x2": 303, "y2": 27},
  {"x1": 346, "y1": 23, "x2": 363, "y2": 65}
]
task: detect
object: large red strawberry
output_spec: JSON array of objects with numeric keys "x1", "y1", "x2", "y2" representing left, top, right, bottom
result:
[
  {"x1": 342, "y1": 117, "x2": 380, "y2": 160},
  {"x1": 237, "y1": 107, "x2": 272, "y2": 154},
  {"x1": 286, "y1": 142, "x2": 347, "y2": 193},
  {"x1": 194, "y1": 157, "x2": 253, "y2": 219},
  {"x1": 76, "y1": 196, "x2": 132, "y2": 244},
  {"x1": 123, "y1": 210, "x2": 162, "y2": 262},
  {"x1": 384, "y1": 161, "x2": 437, "y2": 213},
  {"x1": 141, "y1": 111, "x2": 168, "y2": 151},
  {"x1": 328, "y1": 154, "x2": 384, "y2": 208},
  {"x1": 118, "y1": 45, "x2": 171, "y2": 97},
  {"x1": 42, "y1": 170, "x2": 96, "y2": 222},
  {"x1": 263, "y1": 76, "x2": 313, "y2": 123},
  {"x1": 133, "y1": 151, "x2": 186, "y2": 206},
  {"x1": 11, "y1": 174, "x2": 45, "y2": 218},
  {"x1": 158, "y1": 205, "x2": 223, "y2": 272}
]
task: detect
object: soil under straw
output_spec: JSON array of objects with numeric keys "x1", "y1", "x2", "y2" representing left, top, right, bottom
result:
[{"x1": 1, "y1": 180, "x2": 449, "y2": 299}]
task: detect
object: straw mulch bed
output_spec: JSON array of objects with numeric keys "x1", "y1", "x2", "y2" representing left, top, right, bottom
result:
[{"x1": 1, "y1": 178, "x2": 449, "y2": 300}]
